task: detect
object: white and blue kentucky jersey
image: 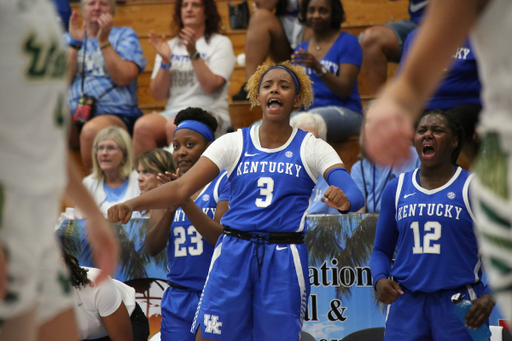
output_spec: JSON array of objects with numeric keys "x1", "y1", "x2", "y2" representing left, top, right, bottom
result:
[
  {"x1": 167, "y1": 171, "x2": 229, "y2": 291},
  {"x1": 391, "y1": 167, "x2": 481, "y2": 292},
  {"x1": 220, "y1": 128, "x2": 317, "y2": 233}
]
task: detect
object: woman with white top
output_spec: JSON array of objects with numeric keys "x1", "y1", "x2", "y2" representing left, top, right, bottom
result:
[
  {"x1": 83, "y1": 126, "x2": 140, "y2": 218},
  {"x1": 62, "y1": 247, "x2": 149, "y2": 341},
  {"x1": 132, "y1": 0, "x2": 235, "y2": 156}
]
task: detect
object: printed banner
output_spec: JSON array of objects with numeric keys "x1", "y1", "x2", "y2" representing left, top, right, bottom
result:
[{"x1": 57, "y1": 214, "x2": 503, "y2": 340}]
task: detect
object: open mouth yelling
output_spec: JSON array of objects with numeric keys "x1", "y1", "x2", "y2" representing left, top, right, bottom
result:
[
  {"x1": 422, "y1": 142, "x2": 435, "y2": 159},
  {"x1": 267, "y1": 98, "x2": 283, "y2": 110}
]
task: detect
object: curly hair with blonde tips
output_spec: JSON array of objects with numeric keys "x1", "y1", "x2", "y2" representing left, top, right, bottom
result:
[{"x1": 245, "y1": 61, "x2": 314, "y2": 111}]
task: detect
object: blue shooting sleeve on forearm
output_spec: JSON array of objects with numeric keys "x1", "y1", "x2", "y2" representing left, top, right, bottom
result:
[{"x1": 325, "y1": 167, "x2": 365, "y2": 213}]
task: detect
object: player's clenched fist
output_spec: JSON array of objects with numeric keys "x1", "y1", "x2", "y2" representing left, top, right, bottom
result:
[
  {"x1": 108, "y1": 203, "x2": 133, "y2": 224},
  {"x1": 375, "y1": 278, "x2": 404, "y2": 304},
  {"x1": 322, "y1": 185, "x2": 351, "y2": 212}
]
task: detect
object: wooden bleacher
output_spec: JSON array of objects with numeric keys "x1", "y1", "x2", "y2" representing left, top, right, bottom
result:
[{"x1": 69, "y1": 0, "x2": 408, "y2": 172}]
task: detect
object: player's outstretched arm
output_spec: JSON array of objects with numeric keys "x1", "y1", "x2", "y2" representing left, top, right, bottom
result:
[
  {"x1": 108, "y1": 156, "x2": 220, "y2": 223},
  {"x1": 364, "y1": 0, "x2": 485, "y2": 166},
  {"x1": 64, "y1": 152, "x2": 119, "y2": 285}
]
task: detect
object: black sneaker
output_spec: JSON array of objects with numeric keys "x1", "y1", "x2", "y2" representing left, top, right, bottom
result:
[{"x1": 232, "y1": 83, "x2": 249, "y2": 101}]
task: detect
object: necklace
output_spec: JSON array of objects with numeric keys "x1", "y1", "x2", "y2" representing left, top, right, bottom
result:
[{"x1": 315, "y1": 45, "x2": 321, "y2": 51}]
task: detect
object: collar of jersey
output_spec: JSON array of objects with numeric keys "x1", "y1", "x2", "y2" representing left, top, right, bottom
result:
[
  {"x1": 411, "y1": 166, "x2": 462, "y2": 195},
  {"x1": 250, "y1": 125, "x2": 298, "y2": 153}
]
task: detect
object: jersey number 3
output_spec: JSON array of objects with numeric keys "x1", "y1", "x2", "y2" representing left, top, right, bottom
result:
[
  {"x1": 255, "y1": 177, "x2": 274, "y2": 207},
  {"x1": 410, "y1": 221, "x2": 441, "y2": 254}
]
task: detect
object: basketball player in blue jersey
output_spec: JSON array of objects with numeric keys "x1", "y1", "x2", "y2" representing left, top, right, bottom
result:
[
  {"x1": 370, "y1": 110, "x2": 495, "y2": 341},
  {"x1": 143, "y1": 108, "x2": 229, "y2": 341},
  {"x1": 109, "y1": 61, "x2": 364, "y2": 341}
]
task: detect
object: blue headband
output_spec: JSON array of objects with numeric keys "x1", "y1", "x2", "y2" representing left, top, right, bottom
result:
[
  {"x1": 175, "y1": 120, "x2": 214, "y2": 142},
  {"x1": 258, "y1": 66, "x2": 300, "y2": 93}
]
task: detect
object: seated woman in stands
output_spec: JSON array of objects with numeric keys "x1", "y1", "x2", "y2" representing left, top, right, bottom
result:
[
  {"x1": 291, "y1": 0, "x2": 363, "y2": 143},
  {"x1": 132, "y1": 0, "x2": 236, "y2": 156},
  {"x1": 66, "y1": 0, "x2": 146, "y2": 171},
  {"x1": 83, "y1": 126, "x2": 140, "y2": 218},
  {"x1": 135, "y1": 149, "x2": 177, "y2": 217}
]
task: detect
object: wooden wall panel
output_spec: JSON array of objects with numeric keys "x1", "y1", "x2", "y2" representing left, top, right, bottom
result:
[{"x1": 343, "y1": 0, "x2": 409, "y2": 27}]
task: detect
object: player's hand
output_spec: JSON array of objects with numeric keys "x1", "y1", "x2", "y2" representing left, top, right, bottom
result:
[
  {"x1": 157, "y1": 169, "x2": 180, "y2": 185},
  {"x1": 179, "y1": 27, "x2": 198, "y2": 55},
  {"x1": 157, "y1": 170, "x2": 180, "y2": 210},
  {"x1": 375, "y1": 278, "x2": 404, "y2": 304},
  {"x1": 97, "y1": 12, "x2": 113, "y2": 46},
  {"x1": 0, "y1": 242, "x2": 9, "y2": 299},
  {"x1": 107, "y1": 202, "x2": 133, "y2": 224},
  {"x1": 149, "y1": 30, "x2": 172, "y2": 64},
  {"x1": 364, "y1": 96, "x2": 414, "y2": 166},
  {"x1": 69, "y1": 11, "x2": 85, "y2": 41},
  {"x1": 85, "y1": 215, "x2": 119, "y2": 286},
  {"x1": 322, "y1": 185, "x2": 350, "y2": 212},
  {"x1": 465, "y1": 294, "x2": 495, "y2": 329}
]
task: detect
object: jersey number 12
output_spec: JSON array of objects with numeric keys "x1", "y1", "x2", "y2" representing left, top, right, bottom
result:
[{"x1": 410, "y1": 221, "x2": 441, "y2": 254}]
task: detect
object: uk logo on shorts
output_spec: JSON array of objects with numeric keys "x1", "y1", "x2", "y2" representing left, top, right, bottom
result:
[{"x1": 204, "y1": 314, "x2": 223, "y2": 334}]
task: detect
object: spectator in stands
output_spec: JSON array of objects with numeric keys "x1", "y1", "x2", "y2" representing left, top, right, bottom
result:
[
  {"x1": 66, "y1": 0, "x2": 147, "y2": 171},
  {"x1": 359, "y1": 0, "x2": 428, "y2": 96},
  {"x1": 136, "y1": 149, "x2": 177, "y2": 217},
  {"x1": 61, "y1": 246, "x2": 150, "y2": 341},
  {"x1": 351, "y1": 105, "x2": 420, "y2": 213},
  {"x1": 83, "y1": 126, "x2": 140, "y2": 218},
  {"x1": 290, "y1": 112, "x2": 339, "y2": 215},
  {"x1": 231, "y1": 0, "x2": 313, "y2": 101},
  {"x1": 400, "y1": 30, "x2": 481, "y2": 112},
  {"x1": 52, "y1": 0, "x2": 71, "y2": 31},
  {"x1": 291, "y1": 0, "x2": 363, "y2": 142},
  {"x1": 132, "y1": 0, "x2": 235, "y2": 156}
]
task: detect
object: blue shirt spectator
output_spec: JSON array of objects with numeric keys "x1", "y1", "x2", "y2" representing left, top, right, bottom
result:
[
  {"x1": 295, "y1": 32, "x2": 363, "y2": 114},
  {"x1": 52, "y1": 0, "x2": 71, "y2": 31},
  {"x1": 65, "y1": 28, "x2": 146, "y2": 118},
  {"x1": 400, "y1": 28, "x2": 481, "y2": 110}
]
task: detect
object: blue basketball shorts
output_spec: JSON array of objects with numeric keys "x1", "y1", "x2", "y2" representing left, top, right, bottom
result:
[
  {"x1": 384, "y1": 282, "x2": 486, "y2": 341},
  {"x1": 191, "y1": 234, "x2": 310, "y2": 341},
  {"x1": 160, "y1": 286, "x2": 202, "y2": 341}
]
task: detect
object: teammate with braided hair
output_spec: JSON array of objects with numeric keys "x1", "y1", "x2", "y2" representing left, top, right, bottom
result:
[
  {"x1": 61, "y1": 245, "x2": 149, "y2": 341},
  {"x1": 109, "y1": 61, "x2": 364, "y2": 341},
  {"x1": 370, "y1": 110, "x2": 495, "y2": 340}
]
